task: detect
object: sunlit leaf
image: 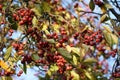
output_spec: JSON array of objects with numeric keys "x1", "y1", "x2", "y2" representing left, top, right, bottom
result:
[
  {"x1": 4, "y1": 46, "x2": 13, "y2": 61},
  {"x1": 0, "y1": 60, "x2": 10, "y2": 72},
  {"x1": 84, "y1": 70, "x2": 97, "y2": 80},
  {"x1": 100, "y1": 14, "x2": 109, "y2": 23},
  {"x1": 47, "y1": 64, "x2": 58, "y2": 76},
  {"x1": 73, "y1": 55, "x2": 78, "y2": 65},
  {"x1": 80, "y1": 44, "x2": 89, "y2": 61},
  {"x1": 89, "y1": 0, "x2": 95, "y2": 11},
  {"x1": 103, "y1": 26, "x2": 112, "y2": 33},
  {"x1": 53, "y1": 23, "x2": 60, "y2": 33},
  {"x1": 103, "y1": 30, "x2": 112, "y2": 47},
  {"x1": 45, "y1": 39, "x2": 55, "y2": 44},
  {"x1": 32, "y1": 16, "x2": 38, "y2": 26},
  {"x1": 50, "y1": 64, "x2": 58, "y2": 72},
  {"x1": 47, "y1": 70, "x2": 51, "y2": 76},
  {"x1": 42, "y1": 24, "x2": 48, "y2": 31},
  {"x1": 105, "y1": 3, "x2": 112, "y2": 9},
  {"x1": 71, "y1": 47, "x2": 80, "y2": 56},
  {"x1": 66, "y1": 45, "x2": 72, "y2": 53},
  {"x1": 70, "y1": 70, "x2": 80, "y2": 80},
  {"x1": 58, "y1": 48, "x2": 72, "y2": 59},
  {"x1": 83, "y1": 58, "x2": 97, "y2": 63},
  {"x1": 110, "y1": 34, "x2": 118, "y2": 45},
  {"x1": 65, "y1": 13, "x2": 71, "y2": 20},
  {"x1": 1, "y1": 76, "x2": 13, "y2": 80}
]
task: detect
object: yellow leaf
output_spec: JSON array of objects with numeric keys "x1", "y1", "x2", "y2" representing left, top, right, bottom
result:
[
  {"x1": 103, "y1": 30, "x2": 112, "y2": 47},
  {"x1": 100, "y1": 5, "x2": 107, "y2": 13},
  {"x1": 84, "y1": 70, "x2": 97, "y2": 80},
  {"x1": 66, "y1": 45, "x2": 72, "y2": 53},
  {"x1": 0, "y1": 60, "x2": 10, "y2": 72},
  {"x1": 103, "y1": 26, "x2": 112, "y2": 33},
  {"x1": 32, "y1": 16, "x2": 38, "y2": 26},
  {"x1": 81, "y1": 25, "x2": 88, "y2": 33},
  {"x1": 42, "y1": 24, "x2": 48, "y2": 31},
  {"x1": 70, "y1": 70, "x2": 80, "y2": 80},
  {"x1": 100, "y1": 14, "x2": 108, "y2": 23},
  {"x1": 71, "y1": 47, "x2": 80, "y2": 56},
  {"x1": 110, "y1": 33, "x2": 118, "y2": 44},
  {"x1": 73, "y1": 55, "x2": 78, "y2": 65},
  {"x1": 65, "y1": 13, "x2": 70, "y2": 20},
  {"x1": 53, "y1": 23, "x2": 60, "y2": 33}
]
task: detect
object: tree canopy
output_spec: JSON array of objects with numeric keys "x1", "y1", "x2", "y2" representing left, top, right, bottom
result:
[{"x1": 0, "y1": 0, "x2": 120, "y2": 80}]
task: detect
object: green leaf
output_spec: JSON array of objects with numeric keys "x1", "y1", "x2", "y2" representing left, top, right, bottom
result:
[
  {"x1": 58, "y1": 48, "x2": 72, "y2": 59},
  {"x1": 32, "y1": 4, "x2": 42, "y2": 16},
  {"x1": 31, "y1": 54, "x2": 40, "y2": 61},
  {"x1": 41, "y1": 2, "x2": 51, "y2": 12},
  {"x1": 4, "y1": 46, "x2": 13, "y2": 61},
  {"x1": 11, "y1": 22, "x2": 18, "y2": 30},
  {"x1": 83, "y1": 58, "x2": 97, "y2": 63},
  {"x1": 98, "y1": 77, "x2": 108, "y2": 80},
  {"x1": 73, "y1": 55, "x2": 78, "y2": 65},
  {"x1": 23, "y1": 62, "x2": 27, "y2": 74},
  {"x1": 45, "y1": 39, "x2": 55, "y2": 44},
  {"x1": 103, "y1": 30, "x2": 113, "y2": 47},
  {"x1": 89, "y1": 0, "x2": 95, "y2": 11},
  {"x1": 8, "y1": 15, "x2": 18, "y2": 30}
]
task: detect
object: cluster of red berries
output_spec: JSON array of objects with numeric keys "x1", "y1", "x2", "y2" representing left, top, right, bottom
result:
[
  {"x1": 0, "y1": 4, "x2": 2, "y2": 11},
  {"x1": 13, "y1": 8, "x2": 34, "y2": 25},
  {"x1": 0, "y1": 70, "x2": 14, "y2": 76},
  {"x1": 17, "y1": 70, "x2": 23, "y2": 77},
  {"x1": 21, "y1": 54, "x2": 33, "y2": 64},
  {"x1": 112, "y1": 72, "x2": 120, "y2": 78},
  {"x1": 94, "y1": 0, "x2": 104, "y2": 7},
  {"x1": 53, "y1": 53, "x2": 72, "y2": 74},
  {"x1": 108, "y1": 49, "x2": 117, "y2": 57},
  {"x1": 83, "y1": 30, "x2": 103, "y2": 46},
  {"x1": 12, "y1": 42, "x2": 24, "y2": 51}
]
